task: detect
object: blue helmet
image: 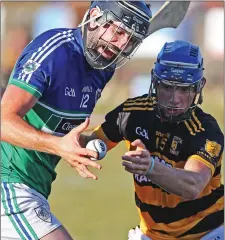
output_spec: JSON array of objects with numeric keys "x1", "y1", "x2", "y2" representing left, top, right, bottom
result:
[
  {"x1": 81, "y1": 1, "x2": 152, "y2": 70},
  {"x1": 154, "y1": 40, "x2": 204, "y2": 84},
  {"x1": 149, "y1": 40, "x2": 206, "y2": 123}
]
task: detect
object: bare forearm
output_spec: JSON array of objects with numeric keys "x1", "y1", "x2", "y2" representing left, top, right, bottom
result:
[
  {"x1": 147, "y1": 161, "x2": 200, "y2": 199},
  {"x1": 2, "y1": 115, "x2": 59, "y2": 155}
]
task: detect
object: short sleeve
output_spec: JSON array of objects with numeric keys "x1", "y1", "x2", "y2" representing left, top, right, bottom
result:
[
  {"x1": 101, "y1": 102, "x2": 130, "y2": 143},
  {"x1": 188, "y1": 125, "x2": 224, "y2": 174},
  {"x1": 7, "y1": 29, "x2": 71, "y2": 99},
  {"x1": 8, "y1": 45, "x2": 51, "y2": 99}
]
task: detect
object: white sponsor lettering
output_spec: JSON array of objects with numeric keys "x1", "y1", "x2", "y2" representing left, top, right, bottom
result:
[
  {"x1": 134, "y1": 156, "x2": 172, "y2": 184},
  {"x1": 171, "y1": 68, "x2": 185, "y2": 74},
  {"x1": 134, "y1": 174, "x2": 151, "y2": 183},
  {"x1": 133, "y1": 16, "x2": 143, "y2": 24},
  {"x1": 123, "y1": 15, "x2": 131, "y2": 23},
  {"x1": 62, "y1": 122, "x2": 76, "y2": 131},
  {"x1": 132, "y1": 23, "x2": 139, "y2": 32},
  {"x1": 65, "y1": 87, "x2": 76, "y2": 97},
  {"x1": 153, "y1": 156, "x2": 173, "y2": 168},
  {"x1": 136, "y1": 127, "x2": 149, "y2": 140}
]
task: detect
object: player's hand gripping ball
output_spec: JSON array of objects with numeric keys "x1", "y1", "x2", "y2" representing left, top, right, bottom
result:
[{"x1": 86, "y1": 139, "x2": 107, "y2": 161}]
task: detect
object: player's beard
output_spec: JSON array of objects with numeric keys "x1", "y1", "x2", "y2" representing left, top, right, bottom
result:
[
  {"x1": 87, "y1": 27, "x2": 101, "y2": 49},
  {"x1": 87, "y1": 28, "x2": 120, "y2": 60}
]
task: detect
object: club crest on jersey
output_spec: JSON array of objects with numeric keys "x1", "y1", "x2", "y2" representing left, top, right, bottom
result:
[
  {"x1": 170, "y1": 136, "x2": 182, "y2": 156},
  {"x1": 23, "y1": 59, "x2": 40, "y2": 74},
  {"x1": 34, "y1": 206, "x2": 52, "y2": 223},
  {"x1": 205, "y1": 140, "x2": 221, "y2": 158}
]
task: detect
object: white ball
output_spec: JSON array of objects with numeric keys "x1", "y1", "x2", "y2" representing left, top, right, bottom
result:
[{"x1": 86, "y1": 139, "x2": 107, "y2": 161}]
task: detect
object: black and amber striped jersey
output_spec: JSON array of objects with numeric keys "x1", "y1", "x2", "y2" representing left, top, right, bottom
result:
[{"x1": 97, "y1": 94, "x2": 224, "y2": 240}]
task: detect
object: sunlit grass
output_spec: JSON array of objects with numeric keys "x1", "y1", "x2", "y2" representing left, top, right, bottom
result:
[{"x1": 50, "y1": 143, "x2": 137, "y2": 240}]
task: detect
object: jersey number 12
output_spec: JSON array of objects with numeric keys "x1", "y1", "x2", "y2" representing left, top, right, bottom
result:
[{"x1": 80, "y1": 94, "x2": 89, "y2": 108}]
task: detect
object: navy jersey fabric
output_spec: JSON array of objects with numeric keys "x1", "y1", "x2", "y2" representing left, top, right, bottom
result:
[
  {"x1": 10, "y1": 27, "x2": 114, "y2": 116},
  {"x1": 2, "y1": 28, "x2": 115, "y2": 198}
]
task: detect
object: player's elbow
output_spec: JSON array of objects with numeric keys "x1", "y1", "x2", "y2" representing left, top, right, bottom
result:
[
  {"x1": 183, "y1": 187, "x2": 200, "y2": 200},
  {"x1": 1, "y1": 122, "x2": 11, "y2": 142},
  {"x1": 182, "y1": 179, "x2": 202, "y2": 200},
  {"x1": 1, "y1": 112, "x2": 18, "y2": 142},
  {"x1": 1, "y1": 116, "x2": 9, "y2": 141}
]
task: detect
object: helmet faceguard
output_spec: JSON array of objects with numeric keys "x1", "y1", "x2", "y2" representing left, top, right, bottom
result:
[
  {"x1": 149, "y1": 40, "x2": 206, "y2": 123},
  {"x1": 80, "y1": 1, "x2": 152, "y2": 70}
]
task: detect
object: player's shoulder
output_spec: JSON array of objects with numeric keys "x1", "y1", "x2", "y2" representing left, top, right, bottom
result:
[
  {"x1": 122, "y1": 93, "x2": 156, "y2": 113},
  {"x1": 105, "y1": 94, "x2": 155, "y2": 122},
  {"x1": 183, "y1": 107, "x2": 224, "y2": 144},
  {"x1": 194, "y1": 107, "x2": 223, "y2": 135},
  {"x1": 125, "y1": 93, "x2": 149, "y2": 104},
  {"x1": 29, "y1": 28, "x2": 75, "y2": 46},
  {"x1": 20, "y1": 28, "x2": 79, "y2": 59},
  {"x1": 14, "y1": 28, "x2": 82, "y2": 72}
]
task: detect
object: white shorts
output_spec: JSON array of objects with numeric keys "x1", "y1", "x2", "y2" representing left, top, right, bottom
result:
[
  {"x1": 128, "y1": 225, "x2": 224, "y2": 240},
  {"x1": 128, "y1": 226, "x2": 152, "y2": 240},
  {"x1": 1, "y1": 182, "x2": 61, "y2": 240}
]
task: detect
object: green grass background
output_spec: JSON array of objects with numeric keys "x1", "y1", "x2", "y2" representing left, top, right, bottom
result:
[{"x1": 49, "y1": 87, "x2": 223, "y2": 240}]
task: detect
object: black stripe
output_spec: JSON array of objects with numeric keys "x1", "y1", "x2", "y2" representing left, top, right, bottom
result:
[
  {"x1": 125, "y1": 95, "x2": 154, "y2": 103},
  {"x1": 125, "y1": 99, "x2": 150, "y2": 104},
  {"x1": 126, "y1": 96, "x2": 148, "y2": 103},
  {"x1": 134, "y1": 167, "x2": 221, "y2": 190},
  {"x1": 134, "y1": 176, "x2": 170, "y2": 194},
  {"x1": 179, "y1": 210, "x2": 224, "y2": 237},
  {"x1": 213, "y1": 165, "x2": 221, "y2": 177},
  {"x1": 123, "y1": 108, "x2": 155, "y2": 112},
  {"x1": 135, "y1": 185, "x2": 224, "y2": 224}
]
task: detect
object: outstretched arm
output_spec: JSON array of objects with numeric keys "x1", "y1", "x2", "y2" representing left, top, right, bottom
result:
[
  {"x1": 2, "y1": 85, "x2": 60, "y2": 154},
  {"x1": 1, "y1": 85, "x2": 101, "y2": 179},
  {"x1": 122, "y1": 139, "x2": 212, "y2": 200}
]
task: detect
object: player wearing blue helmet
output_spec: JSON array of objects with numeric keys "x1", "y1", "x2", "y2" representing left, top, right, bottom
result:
[
  {"x1": 1, "y1": 1, "x2": 152, "y2": 239},
  {"x1": 82, "y1": 40, "x2": 224, "y2": 239},
  {"x1": 149, "y1": 40, "x2": 205, "y2": 123}
]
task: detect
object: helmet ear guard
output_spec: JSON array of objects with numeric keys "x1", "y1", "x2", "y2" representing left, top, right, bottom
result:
[
  {"x1": 82, "y1": 7, "x2": 104, "y2": 30},
  {"x1": 193, "y1": 77, "x2": 206, "y2": 105},
  {"x1": 79, "y1": 6, "x2": 104, "y2": 28},
  {"x1": 196, "y1": 77, "x2": 206, "y2": 93}
]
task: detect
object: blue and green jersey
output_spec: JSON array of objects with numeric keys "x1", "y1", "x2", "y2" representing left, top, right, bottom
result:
[{"x1": 1, "y1": 27, "x2": 114, "y2": 199}]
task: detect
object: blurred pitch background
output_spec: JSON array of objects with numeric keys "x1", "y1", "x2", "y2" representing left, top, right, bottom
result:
[{"x1": 1, "y1": 2, "x2": 224, "y2": 240}]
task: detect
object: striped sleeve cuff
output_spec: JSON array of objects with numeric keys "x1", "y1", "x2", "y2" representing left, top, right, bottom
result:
[
  {"x1": 93, "y1": 126, "x2": 118, "y2": 150},
  {"x1": 188, "y1": 154, "x2": 215, "y2": 176},
  {"x1": 9, "y1": 79, "x2": 42, "y2": 99}
]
